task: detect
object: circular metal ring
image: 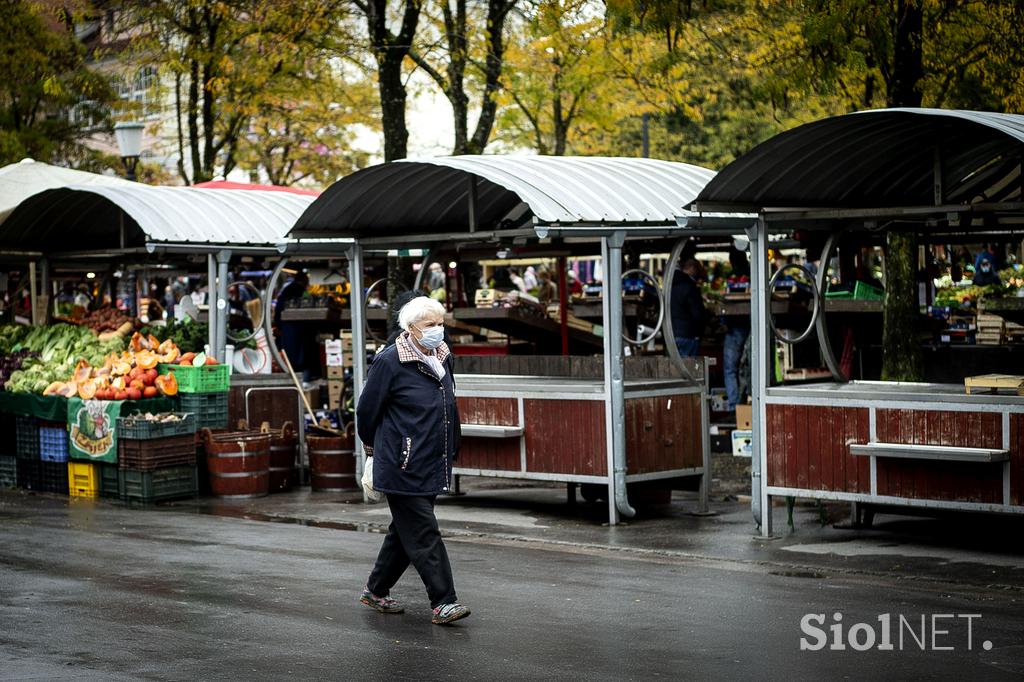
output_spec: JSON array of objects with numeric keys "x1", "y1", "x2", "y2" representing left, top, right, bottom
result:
[
  {"x1": 364, "y1": 277, "x2": 409, "y2": 344},
  {"x1": 661, "y1": 237, "x2": 698, "y2": 381},
  {"x1": 620, "y1": 268, "x2": 664, "y2": 346},
  {"x1": 767, "y1": 263, "x2": 820, "y2": 344},
  {"x1": 225, "y1": 280, "x2": 264, "y2": 344}
]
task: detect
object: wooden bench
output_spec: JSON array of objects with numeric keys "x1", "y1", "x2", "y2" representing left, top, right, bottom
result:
[
  {"x1": 849, "y1": 442, "x2": 1008, "y2": 463},
  {"x1": 460, "y1": 424, "x2": 524, "y2": 438}
]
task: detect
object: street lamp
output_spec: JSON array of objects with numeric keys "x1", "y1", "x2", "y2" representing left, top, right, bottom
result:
[{"x1": 113, "y1": 121, "x2": 145, "y2": 181}]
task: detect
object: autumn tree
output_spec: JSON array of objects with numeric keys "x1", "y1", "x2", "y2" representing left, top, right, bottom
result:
[
  {"x1": 496, "y1": 0, "x2": 616, "y2": 155},
  {"x1": 0, "y1": 1, "x2": 117, "y2": 166},
  {"x1": 408, "y1": 0, "x2": 517, "y2": 154},
  {"x1": 124, "y1": 0, "x2": 350, "y2": 184}
]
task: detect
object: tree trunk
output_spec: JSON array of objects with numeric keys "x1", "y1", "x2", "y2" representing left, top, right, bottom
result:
[
  {"x1": 378, "y1": 55, "x2": 410, "y2": 162},
  {"x1": 467, "y1": 0, "x2": 513, "y2": 154},
  {"x1": 881, "y1": 231, "x2": 923, "y2": 380},
  {"x1": 881, "y1": 0, "x2": 924, "y2": 381}
]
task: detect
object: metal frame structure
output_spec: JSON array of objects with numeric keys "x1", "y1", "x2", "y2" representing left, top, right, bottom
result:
[
  {"x1": 289, "y1": 155, "x2": 719, "y2": 524},
  {"x1": 684, "y1": 108, "x2": 1024, "y2": 536}
]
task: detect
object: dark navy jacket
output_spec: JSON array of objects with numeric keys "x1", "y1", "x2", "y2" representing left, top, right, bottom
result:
[{"x1": 356, "y1": 333, "x2": 461, "y2": 496}]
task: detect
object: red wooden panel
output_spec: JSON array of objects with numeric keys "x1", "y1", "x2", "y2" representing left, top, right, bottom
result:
[
  {"x1": 624, "y1": 395, "x2": 702, "y2": 475},
  {"x1": 765, "y1": 404, "x2": 869, "y2": 492},
  {"x1": 456, "y1": 397, "x2": 518, "y2": 427},
  {"x1": 874, "y1": 409, "x2": 1004, "y2": 502},
  {"x1": 1012, "y1": 413, "x2": 1021, "y2": 505},
  {"x1": 523, "y1": 399, "x2": 606, "y2": 476},
  {"x1": 456, "y1": 439, "x2": 520, "y2": 471}
]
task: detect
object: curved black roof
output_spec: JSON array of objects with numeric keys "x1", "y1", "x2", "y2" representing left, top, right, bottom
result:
[{"x1": 691, "y1": 108, "x2": 1024, "y2": 212}]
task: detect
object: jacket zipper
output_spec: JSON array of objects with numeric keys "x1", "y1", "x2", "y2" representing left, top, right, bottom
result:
[
  {"x1": 400, "y1": 437, "x2": 412, "y2": 470},
  {"x1": 415, "y1": 361, "x2": 449, "y2": 490}
]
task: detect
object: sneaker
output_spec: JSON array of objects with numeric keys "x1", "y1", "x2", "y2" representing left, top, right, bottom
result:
[
  {"x1": 360, "y1": 588, "x2": 404, "y2": 614},
  {"x1": 431, "y1": 602, "x2": 471, "y2": 625}
]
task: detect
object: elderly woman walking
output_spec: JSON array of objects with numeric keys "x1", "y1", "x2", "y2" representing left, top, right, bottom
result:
[{"x1": 356, "y1": 296, "x2": 469, "y2": 625}]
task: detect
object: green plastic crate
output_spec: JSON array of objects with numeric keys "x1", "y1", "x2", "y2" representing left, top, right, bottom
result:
[
  {"x1": 118, "y1": 413, "x2": 196, "y2": 440},
  {"x1": 98, "y1": 464, "x2": 120, "y2": 499},
  {"x1": 158, "y1": 363, "x2": 231, "y2": 393},
  {"x1": 118, "y1": 465, "x2": 198, "y2": 503},
  {"x1": 178, "y1": 392, "x2": 229, "y2": 430},
  {"x1": 853, "y1": 281, "x2": 885, "y2": 301}
]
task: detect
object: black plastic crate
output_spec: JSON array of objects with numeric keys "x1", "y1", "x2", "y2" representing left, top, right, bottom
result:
[
  {"x1": 178, "y1": 392, "x2": 228, "y2": 430},
  {"x1": 118, "y1": 413, "x2": 196, "y2": 440},
  {"x1": 0, "y1": 412, "x2": 15, "y2": 458},
  {"x1": 39, "y1": 461, "x2": 69, "y2": 494},
  {"x1": 98, "y1": 463, "x2": 120, "y2": 499},
  {"x1": 118, "y1": 434, "x2": 196, "y2": 470},
  {"x1": 15, "y1": 415, "x2": 39, "y2": 460},
  {"x1": 0, "y1": 455, "x2": 16, "y2": 488},
  {"x1": 118, "y1": 465, "x2": 198, "y2": 503},
  {"x1": 16, "y1": 458, "x2": 42, "y2": 490}
]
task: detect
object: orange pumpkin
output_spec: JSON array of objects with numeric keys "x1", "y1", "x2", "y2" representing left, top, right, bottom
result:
[
  {"x1": 78, "y1": 379, "x2": 97, "y2": 400},
  {"x1": 135, "y1": 351, "x2": 159, "y2": 370},
  {"x1": 158, "y1": 339, "x2": 180, "y2": 364},
  {"x1": 130, "y1": 332, "x2": 145, "y2": 352},
  {"x1": 155, "y1": 372, "x2": 178, "y2": 397}
]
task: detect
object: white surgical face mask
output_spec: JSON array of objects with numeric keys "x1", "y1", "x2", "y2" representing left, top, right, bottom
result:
[{"x1": 415, "y1": 324, "x2": 444, "y2": 349}]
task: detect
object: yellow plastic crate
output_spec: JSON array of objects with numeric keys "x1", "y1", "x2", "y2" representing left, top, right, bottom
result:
[{"x1": 68, "y1": 461, "x2": 99, "y2": 498}]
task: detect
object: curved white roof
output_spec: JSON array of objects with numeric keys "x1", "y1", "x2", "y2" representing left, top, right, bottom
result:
[
  {"x1": 292, "y1": 155, "x2": 717, "y2": 238},
  {"x1": 1, "y1": 183, "x2": 316, "y2": 251},
  {"x1": 0, "y1": 158, "x2": 131, "y2": 223}
]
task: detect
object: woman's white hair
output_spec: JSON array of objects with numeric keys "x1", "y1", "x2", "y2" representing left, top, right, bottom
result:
[{"x1": 398, "y1": 296, "x2": 446, "y2": 331}]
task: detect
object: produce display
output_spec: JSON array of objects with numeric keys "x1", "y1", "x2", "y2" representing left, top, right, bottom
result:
[
  {"x1": 79, "y1": 308, "x2": 135, "y2": 337},
  {"x1": 40, "y1": 332, "x2": 183, "y2": 400},
  {"x1": 0, "y1": 350, "x2": 38, "y2": 390},
  {"x1": 140, "y1": 319, "x2": 209, "y2": 354},
  {"x1": 2, "y1": 324, "x2": 126, "y2": 394}
]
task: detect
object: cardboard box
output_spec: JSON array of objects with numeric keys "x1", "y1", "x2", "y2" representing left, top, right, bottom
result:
[
  {"x1": 326, "y1": 365, "x2": 344, "y2": 379},
  {"x1": 735, "y1": 403, "x2": 752, "y2": 430},
  {"x1": 731, "y1": 429, "x2": 752, "y2": 457},
  {"x1": 324, "y1": 339, "x2": 344, "y2": 355},
  {"x1": 326, "y1": 353, "x2": 344, "y2": 367},
  {"x1": 327, "y1": 380, "x2": 344, "y2": 409}
]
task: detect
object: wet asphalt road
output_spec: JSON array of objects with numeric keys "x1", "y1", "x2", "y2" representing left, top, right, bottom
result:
[{"x1": 2, "y1": 492, "x2": 1024, "y2": 681}]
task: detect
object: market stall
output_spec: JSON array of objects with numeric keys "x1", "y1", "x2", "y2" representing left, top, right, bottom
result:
[
  {"x1": 685, "y1": 108, "x2": 1024, "y2": 535},
  {"x1": 290, "y1": 155, "x2": 718, "y2": 524},
  {"x1": 0, "y1": 182, "x2": 315, "y2": 497}
]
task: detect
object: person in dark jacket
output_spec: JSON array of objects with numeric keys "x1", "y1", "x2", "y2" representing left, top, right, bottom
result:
[
  {"x1": 356, "y1": 296, "x2": 469, "y2": 625},
  {"x1": 670, "y1": 259, "x2": 709, "y2": 357}
]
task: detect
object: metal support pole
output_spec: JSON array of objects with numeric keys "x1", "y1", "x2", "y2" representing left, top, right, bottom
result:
[
  {"x1": 749, "y1": 218, "x2": 773, "y2": 536},
  {"x1": 348, "y1": 243, "x2": 368, "y2": 502},
  {"x1": 215, "y1": 250, "x2": 230, "y2": 362},
  {"x1": 39, "y1": 258, "x2": 49, "y2": 324},
  {"x1": 697, "y1": 356, "x2": 712, "y2": 514},
  {"x1": 207, "y1": 254, "x2": 217, "y2": 356},
  {"x1": 557, "y1": 256, "x2": 569, "y2": 355},
  {"x1": 601, "y1": 232, "x2": 634, "y2": 525},
  {"x1": 28, "y1": 261, "x2": 38, "y2": 325}
]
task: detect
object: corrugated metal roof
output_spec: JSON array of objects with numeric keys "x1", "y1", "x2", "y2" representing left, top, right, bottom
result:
[
  {"x1": 291, "y1": 155, "x2": 716, "y2": 238},
  {"x1": 0, "y1": 159, "x2": 131, "y2": 224},
  {"x1": 0, "y1": 184, "x2": 316, "y2": 251},
  {"x1": 691, "y1": 108, "x2": 1024, "y2": 211}
]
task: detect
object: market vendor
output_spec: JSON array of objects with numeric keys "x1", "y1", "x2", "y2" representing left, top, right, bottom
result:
[
  {"x1": 670, "y1": 259, "x2": 709, "y2": 357},
  {"x1": 273, "y1": 270, "x2": 317, "y2": 381},
  {"x1": 972, "y1": 256, "x2": 1002, "y2": 286}
]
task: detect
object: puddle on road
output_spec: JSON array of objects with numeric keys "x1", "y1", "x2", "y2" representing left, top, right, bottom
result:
[{"x1": 780, "y1": 539, "x2": 1024, "y2": 569}]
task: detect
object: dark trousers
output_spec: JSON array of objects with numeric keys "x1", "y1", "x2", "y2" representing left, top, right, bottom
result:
[{"x1": 367, "y1": 494, "x2": 457, "y2": 608}]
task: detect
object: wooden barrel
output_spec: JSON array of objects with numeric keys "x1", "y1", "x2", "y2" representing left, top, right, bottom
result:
[
  {"x1": 201, "y1": 430, "x2": 271, "y2": 499},
  {"x1": 268, "y1": 423, "x2": 297, "y2": 493},
  {"x1": 307, "y1": 428, "x2": 357, "y2": 491}
]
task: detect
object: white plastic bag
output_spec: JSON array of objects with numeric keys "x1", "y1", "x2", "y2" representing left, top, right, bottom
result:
[{"x1": 361, "y1": 456, "x2": 383, "y2": 503}]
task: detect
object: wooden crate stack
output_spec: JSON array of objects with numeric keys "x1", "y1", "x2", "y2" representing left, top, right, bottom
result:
[{"x1": 976, "y1": 313, "x2": 1005, "y2": 345}]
